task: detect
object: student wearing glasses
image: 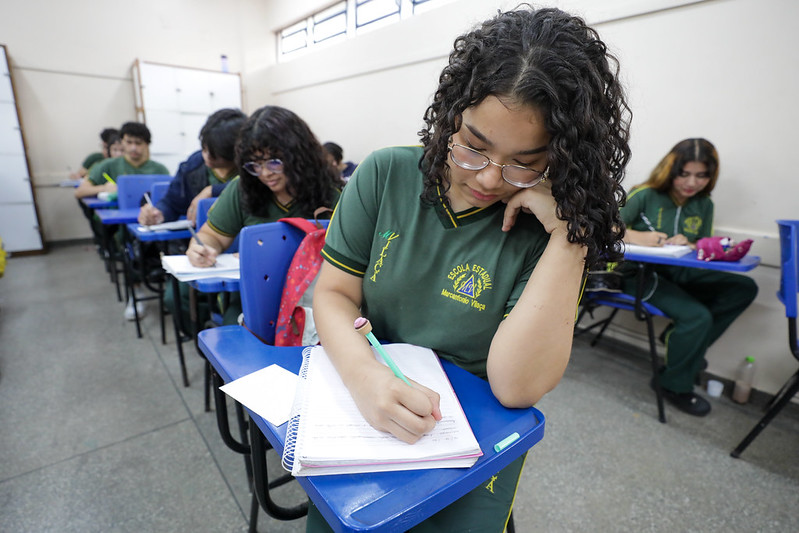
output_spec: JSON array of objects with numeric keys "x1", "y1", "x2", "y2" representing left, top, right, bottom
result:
[
  {"x1": 618, "y1": 138, "x2": 758, "y2": 416},
  {"x1": 186, "y1": 105, "x2": 342, "y2": 324},
  {"x1": 311, "y1": 6, "x2": 629, "y2": 532}
]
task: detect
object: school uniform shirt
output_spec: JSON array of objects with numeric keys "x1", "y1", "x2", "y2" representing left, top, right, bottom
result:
[
  {"x1": 87, "y1": 156, "x2": 169, "y2": 185},
  {"x1": 621, "y1": 186, "x2": 714, "y2": 241},
  {"x1": 206, "y1": 176, "x2": 340, "y2": 237},
  {"x1": 81, "y1": 152, "x2": 104, "y2": 170},
  {"x1": 322, "y1": 145, "x2": 549, "y2": 378}
]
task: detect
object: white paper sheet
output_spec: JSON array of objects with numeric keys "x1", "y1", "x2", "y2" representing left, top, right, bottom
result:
[{"x1": 219, "y1": 364, "x2": 299, "y2": 426}]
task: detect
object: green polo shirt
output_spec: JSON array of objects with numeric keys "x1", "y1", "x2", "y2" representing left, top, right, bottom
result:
[
  {"x1": 621, "y1": 186, "x2": 714, "y2": 241},
  {"x1": 322, "y1": 146, "x2": 549, "y2": 377},
  {"x1": 87, "y1": 156, "x2": 169, "y2": 185},
  {"x1": 81, "y1": 152, "x2": 104, "y2": 170},
  {"x1": 207, "y1": 176, "x2": 339, "y2": 237}
]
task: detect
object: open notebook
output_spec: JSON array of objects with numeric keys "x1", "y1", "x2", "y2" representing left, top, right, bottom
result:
[
  {"x1": 282, "y1": 344, "x2": 482, "y2": 476},
  {"x1": 160, "y1": 254, "x2": 240, "y2": 282}
]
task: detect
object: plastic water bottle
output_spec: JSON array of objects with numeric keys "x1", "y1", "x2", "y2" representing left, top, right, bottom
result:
[
  {"x1": 220, "y1": 54, "x2": 229, "y2": 73},
  {"x1": 732, "y1": 356, "x2": 756, "y2": 404}
]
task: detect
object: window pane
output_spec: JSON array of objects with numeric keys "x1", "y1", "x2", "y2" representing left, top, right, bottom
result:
[
  {"x1": 314, "y1": 2, "x2": 347, "y2": 43},
  {"x1": 356, "y1": 0, "x2": 400, "y2": 28},
  {"x1": 281, "y1": 21, "x2": 308, "y2": 54}
]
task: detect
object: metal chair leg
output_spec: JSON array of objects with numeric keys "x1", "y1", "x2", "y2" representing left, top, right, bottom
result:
[
  {"x1": 249, "y1": 417, "x2": 308, "y2": 520},
  {"x1": 731, "y1": 369, "x2": 799, "y2": 458},
  {"x1": 644, "y1": 314, "x2": 666, "y2": 423}
]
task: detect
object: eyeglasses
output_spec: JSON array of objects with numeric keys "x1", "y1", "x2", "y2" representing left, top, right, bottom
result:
[
  {"x1": 242, "y1": 159, "x2": 284, "y2": 176},
  {"x1": 448, "y1": 142, "x2": 548, "y2": 188}
]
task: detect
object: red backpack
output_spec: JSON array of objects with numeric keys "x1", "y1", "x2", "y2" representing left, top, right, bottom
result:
[{"x1": 274, "y1": 216, "x2": 328, "y2": 346}]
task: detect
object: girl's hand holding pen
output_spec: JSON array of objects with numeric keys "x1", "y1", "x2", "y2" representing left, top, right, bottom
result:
[
  {"x1": 640, "y1": 230, "x2": 669, "y2": 247},
  {"x1": 186, "y1": 233, "x2": 218, "y2": 267},
  {"x1": 348, "y1": 362, "x2": 442, "y2": 444}
]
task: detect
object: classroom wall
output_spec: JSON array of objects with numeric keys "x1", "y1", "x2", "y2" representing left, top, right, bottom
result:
[
  {"x1": 253, "y1": 0, "x2": 797, "y2": 396},
  {"x1": 1, "y1": 0, "x2": 796, "y2": 395},
  {"x1": 0, "y1": 0, "x2": 271, "y2": 242}
]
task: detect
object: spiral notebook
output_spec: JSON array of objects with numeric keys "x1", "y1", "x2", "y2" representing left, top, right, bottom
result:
[{"x1": 282, "y1": 343, "x2": 482, "y2": 477}]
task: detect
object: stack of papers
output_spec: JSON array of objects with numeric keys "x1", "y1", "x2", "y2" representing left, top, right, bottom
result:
[
  {"x1": 161, "y1": 254, "x2": 240, "y2": 282},
  {"x1": 138, "y1": 219, "x2": 194, "y2": 232}
]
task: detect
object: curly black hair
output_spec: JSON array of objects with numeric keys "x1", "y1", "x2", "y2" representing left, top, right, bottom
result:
[
  {"x1": 418, "y1": 6, "x2": 631, "y2": 266},
  {"x1": 235, "y1": 106, "x2": 343, "y2": 218}
]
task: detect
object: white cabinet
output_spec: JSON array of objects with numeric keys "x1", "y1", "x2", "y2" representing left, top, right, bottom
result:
[
  {"x1": 132, "y1": 60, "x2": 243, "y2": 175},
  {"x1": 0, "y1": 44, "x2": 43, "y2": 253}
]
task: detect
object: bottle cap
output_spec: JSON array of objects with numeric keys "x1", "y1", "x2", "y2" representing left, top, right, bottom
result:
[{"x1": 746, "y1": 356, "x2": 755, "y2": 363}]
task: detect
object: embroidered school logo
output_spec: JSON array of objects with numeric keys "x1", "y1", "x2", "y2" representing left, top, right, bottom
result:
[
  {"x1": 683, "y1": 216, "x2": 703, "y2": 236},
  {"x1": 485, "y1": 474, "x2": 498, "y2": 494},
  {"x1": 440, "y1": 262, "x2": 492, "y2": 311},
  {"x1": 369, "y1": 230, "x2": 399, "y2": 283}
]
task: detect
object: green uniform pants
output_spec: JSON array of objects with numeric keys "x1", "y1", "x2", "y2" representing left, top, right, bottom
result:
[
  {"x1": 622, "y1": 265, "x2": 758, "y2": 393},
  {"x1": 305, "y1": 453, "x2": 526, "y2": 532}
]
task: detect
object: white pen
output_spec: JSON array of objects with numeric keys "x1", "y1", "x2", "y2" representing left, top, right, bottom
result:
[{"x1": 640, "y1": 213, "x2": 656, "y2": 232}]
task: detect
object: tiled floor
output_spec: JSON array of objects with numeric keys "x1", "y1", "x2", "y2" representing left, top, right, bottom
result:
[{"x1": 1, "y1": 242, "x2": 797, "y2": 532}]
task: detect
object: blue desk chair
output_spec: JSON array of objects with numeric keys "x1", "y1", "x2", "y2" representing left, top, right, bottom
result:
[
  {"x1": 116, "y1": 174, "x2": 171, "y2": 209},
  {"x1": 205, "y1": 220, "x2": 328, "y2": 531},
  {"x1": 731, "y1": 219, "x2": 799, "y2": 457},
  {"x1": 117, "y1": 174, "x2": 173, "y2": 334},
  {"x1": 149, "y1": 181, "x2": 171, "y2": 205},
  {"x1": 241, "y1": 220, "x2": 329, "y2": 527},
  {"x1": 165, "y1": 197, "x2": 236, "y2": 393},
  {"x1": 576, "y1": 266, "x2": 668, "y2": 423}
]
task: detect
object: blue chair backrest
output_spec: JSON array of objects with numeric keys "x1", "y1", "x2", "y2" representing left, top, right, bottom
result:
[
  {"x1": 777, "y1": 220, "x2": 799, "y2": 319},
  {"x1": 150, "y1": 181, "x2": 171, "y2": 205},
  {"x1": 196, "y1": 197, "x2": 239, "y2": 254},
  {"x1": 116, "y1": 174, "x2": 172, "y2": 210},
  {"x1": 238, "y1": 219, "x2": 329, "y2": 344}
]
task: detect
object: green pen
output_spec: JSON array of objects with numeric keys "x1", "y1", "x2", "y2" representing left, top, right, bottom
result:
[
  {"x1": 103, "y1": 172, "x2": 116, "y2": 185},
  {"x1": 354, "y1": 317, "x2": 412, "y2": 386}
]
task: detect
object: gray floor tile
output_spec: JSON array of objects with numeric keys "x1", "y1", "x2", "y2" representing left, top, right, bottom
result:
[{"x1": 1, "y1": 243, "x2": 797, "y2": 533}]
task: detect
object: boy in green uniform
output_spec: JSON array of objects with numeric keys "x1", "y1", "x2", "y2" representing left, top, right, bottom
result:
[
  {"x1": 75, "y1": 122, "x2": 169, "y2": 199},
  {"x1": 310, "y1": 7, "x2": 631, "y2": 532},
  {"x1": 75, "y1": 122, "x2": 170, "y2": 320},
  {"x1": 618, "y1": 138, "x2": 758, "y2": 417}
]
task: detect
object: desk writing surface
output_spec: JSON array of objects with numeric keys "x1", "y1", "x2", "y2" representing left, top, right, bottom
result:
[
  {"x1": 81, "y1": 197, "x2": 118, "y2": 209},
  {"x1": 624, "y1": 249, "x2": 760, "y2": 272},
  {"x1": 189, "y1": 276, "x2": 240, "y2": 293},
  {"x1": 198, "y1": 326, "x2": 545, "y2": 533},
  {"x1": 126, "y1": 222, "x2": 191, "y2": 242},
  {"x1": 95, "y1": 208, "x2": 139, "y2": 225}
]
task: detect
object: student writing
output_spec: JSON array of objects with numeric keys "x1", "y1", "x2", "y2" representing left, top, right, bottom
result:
[{"x1": 310, "y1": 6, "x2": 631, "y2": 531}]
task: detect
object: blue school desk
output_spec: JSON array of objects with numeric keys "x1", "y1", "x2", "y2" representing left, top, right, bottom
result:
[
  {"x1": 623, "y1": 248, "x2": 760, "y2": 272},
  {"x1": 94, "y1": 208, "x2": 140, "y2": 225},
  {"x1": 81, "y1": 196, "x2": 118, "y2": 210},
  {"x1": 198, "y1": 325, "x2": 546, "y2": 533},
  {"x1": 125, "y1": 222, "x2": 193, "y2": 341}
]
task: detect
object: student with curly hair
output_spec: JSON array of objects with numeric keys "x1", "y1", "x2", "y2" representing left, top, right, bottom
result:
[
  {"x1": 310, "y1": 6, "x2": 630, "y2": 531},
  {"x1": 187, "y1": 105, "x2": 342, "y2": 324},
  {"x1": 619, "y1": 138, "x2": 758, "y2": 416}
]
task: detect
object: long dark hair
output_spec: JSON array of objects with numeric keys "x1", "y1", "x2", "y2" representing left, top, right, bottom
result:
[
  {"x1": 236, "y1": 106, "x2": 343, "y2": 217},
  {"x1": 418, "y1": 6, "x2": 631, "y2": 265}
]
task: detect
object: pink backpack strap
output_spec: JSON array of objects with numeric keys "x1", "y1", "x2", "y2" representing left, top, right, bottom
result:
[{"x1": 278, "y1": 217, "x2": 319, "y2": 235}]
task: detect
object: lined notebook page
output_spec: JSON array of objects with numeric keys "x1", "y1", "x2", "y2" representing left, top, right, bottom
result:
[{"x1": 283, "y1": 344, "x2": 482, "y2": 476}]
